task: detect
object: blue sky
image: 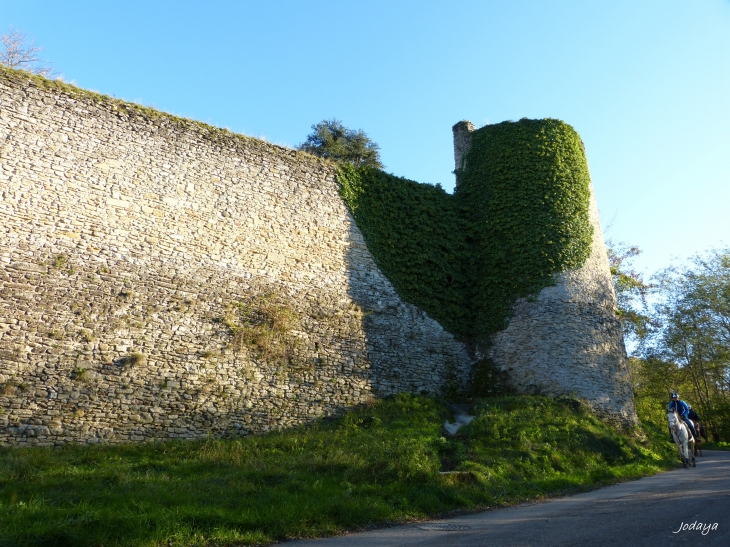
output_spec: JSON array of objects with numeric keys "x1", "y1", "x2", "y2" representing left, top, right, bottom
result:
[{"x1": 3, "y1": 0, "x2": 729, "y2": 277}]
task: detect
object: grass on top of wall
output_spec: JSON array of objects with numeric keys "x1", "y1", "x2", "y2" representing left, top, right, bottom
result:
[
  {"x1": 0, "y1": 395, "x2": 675, "y2": 547},
  {"x1": 0, "y1": 65, "x2": 324, "y2": 159}
]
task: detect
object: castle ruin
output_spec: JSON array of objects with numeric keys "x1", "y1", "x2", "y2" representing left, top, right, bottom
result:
[{"x1": 0, "y1": 67, "x2": 637, "y2": 446}]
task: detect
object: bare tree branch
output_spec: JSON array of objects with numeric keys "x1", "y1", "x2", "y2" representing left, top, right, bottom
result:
[{"x1": 1, "y1": 27, "x2": 57, "y2": 77}]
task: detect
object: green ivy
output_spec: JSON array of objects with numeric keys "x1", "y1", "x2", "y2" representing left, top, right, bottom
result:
[
  {"x1": 338, "y1": 164, "x2": 470, "y2": 335},
  {"x1": 338, "y1": 118, "x2": 592, "y2": 340},
  {"x1": 458, "y1": 118, "x2": 593, "y2": 336}
]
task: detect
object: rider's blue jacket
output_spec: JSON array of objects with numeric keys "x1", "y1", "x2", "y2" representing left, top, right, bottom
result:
[{"x1": 668, "y1": 399, "x2": 689, "y2": 418}]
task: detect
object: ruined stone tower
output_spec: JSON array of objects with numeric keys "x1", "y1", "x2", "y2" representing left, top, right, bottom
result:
[
  {"x1": 0, "y1": 64, "x2": 639, "y2": 447},
  {"x1": 452, "y1": 121, "x2": 638, "y2": 429}
]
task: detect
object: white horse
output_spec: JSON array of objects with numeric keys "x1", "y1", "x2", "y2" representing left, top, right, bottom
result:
[{"x1": 667, "y1": 409, "x2": 696, "y2": 468}]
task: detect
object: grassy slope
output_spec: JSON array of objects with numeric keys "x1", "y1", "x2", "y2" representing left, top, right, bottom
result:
[{"x1": 0, "y1": 395, "x2": 675, "y2": 547}]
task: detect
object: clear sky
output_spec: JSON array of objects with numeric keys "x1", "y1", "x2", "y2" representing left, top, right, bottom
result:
[{"x1": 3, "y1": 0, "x2": 729, "y2": 277}]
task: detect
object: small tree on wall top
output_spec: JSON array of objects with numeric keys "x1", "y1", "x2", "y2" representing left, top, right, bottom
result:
[
  {"x1": 298, "y1": 119, "x2": 384, "y2": 169},
  {"x1": 0, "y1": 27, "x2": 56, "y2": 77}
]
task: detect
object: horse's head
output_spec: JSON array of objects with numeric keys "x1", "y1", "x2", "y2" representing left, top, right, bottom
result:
[{"x1": 667, "y1": 409, "x2": 680, "y2": 427}]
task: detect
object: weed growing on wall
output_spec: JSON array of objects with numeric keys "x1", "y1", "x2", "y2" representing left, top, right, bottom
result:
[
  {"x1": 338, "y1": 118, "x2": 592, "y2": 341},
  {"x1": 71, "y1": 367, "x2": 89, "y2": 382},
  {"x1": 222, "y1": 293, "x2": 301, "y2": 366},
  {"x1": 52, "y1": 254, "x2": 67, "y2": 269}
]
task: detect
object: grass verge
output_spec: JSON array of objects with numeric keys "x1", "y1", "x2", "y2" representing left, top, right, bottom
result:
[{"x1": 0, "y1": 395, "x2": 676, "y2": 546}]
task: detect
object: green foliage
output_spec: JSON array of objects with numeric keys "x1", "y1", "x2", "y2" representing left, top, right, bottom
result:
[
  {"x1": 299, "y1": 119, "x2": 383, "y2": 168},
  {"x1": 338, "y1": 118, "x2": 592, "y2": 339},
  {"x1": 0, "y1": 395, "x2": 672, "y2": 547},
  {"x1": 338, "y1": 164, "x2": 469, "y2": 334},
  {"x1": 70, "y1": 367, "x2": 89, "y2": 382},
  {"x1": 703, "y1": 441, "x2": 730, "y2": 450},
  {"x1": 643, "y1": 248, "x2": 730, "y2": 440},
  {"x1": 458, "y1": 118, "x2": 593, "y2": 336},
  {"x1": 462, "y1": 396, "x2": 668, "y2": 481},
  {"x1": 606, "y1": 240, "x2": 654, "y2": 342},
  {"x1": 52, "y1": 254, "x2": 67, "y2": 269}
]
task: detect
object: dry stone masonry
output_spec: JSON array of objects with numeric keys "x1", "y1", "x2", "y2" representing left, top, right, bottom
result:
[
  {"x1": 454, "y1": 121, "x2": 638, "y2": 429},
  {"x1": 0, "y1": 68, "x2": 471, "y2": 446},
  {"x1": 0, "y1": 68, "x2": 637, "y2": 446},
  {"x1": 488, "y1": 184, "x2": 638, "y2": 428}
]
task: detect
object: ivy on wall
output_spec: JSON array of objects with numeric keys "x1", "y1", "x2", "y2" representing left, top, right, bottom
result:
[
  {"x1": 458, "y1": 118, "x2": 593, "y2": 337},
  {"x1": 338, "y1": 118, "x2": 593, "y2": 341},
  {"x1": 338, "y1": 164, "x2": 470, "y2": 335}
]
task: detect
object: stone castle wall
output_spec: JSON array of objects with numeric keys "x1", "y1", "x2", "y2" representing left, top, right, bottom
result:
[
  {"x1": 0, "y1": 68, "x2": 472, "y2": 446},
  {"x1": 452, "y1": 121, "x2": 637, "y2": 429},
  {"x1": 487, "y1": 182, "x2": 638, "y2": 428}
]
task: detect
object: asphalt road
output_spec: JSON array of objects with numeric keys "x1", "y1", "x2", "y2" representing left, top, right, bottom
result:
[{"x1": 287, "y1": 450, "x2": 730, "y2": 547}]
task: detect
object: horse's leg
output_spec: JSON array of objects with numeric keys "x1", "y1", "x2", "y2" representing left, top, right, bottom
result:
[
  {"x1": 692, "y1": 421, "x2": 700, "y2": 452},
  {"x1": 692, "y1": 422, "x2": 702, "y2": 456},
  {"x1": 680, "y1": 426, "x2": 692, "y2": 469},
  {"x1": 677, "y1": 438, "x2": 688, "y2": 468}
]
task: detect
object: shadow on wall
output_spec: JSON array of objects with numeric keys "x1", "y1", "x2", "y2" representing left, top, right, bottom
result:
[
  {"x1": 0, "y1": 180, "x2": 471, "y2": 447},
  {"x1": 342, "y1": 222, "x2": 473, "y2": 400},
  {"x1": 0, "y1": 237, "x2": 472, "y2": 446},
  {"x1": 0, "y1": 63, "x2": 476, "y2": 445},
  {"x1": 0, "y1": 255, "x2": 381, "y2": 444}
]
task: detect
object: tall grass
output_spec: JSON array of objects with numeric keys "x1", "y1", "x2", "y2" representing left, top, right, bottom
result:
[{"x1": 0, "y1": 395, "x2": 674, "y2": 546}]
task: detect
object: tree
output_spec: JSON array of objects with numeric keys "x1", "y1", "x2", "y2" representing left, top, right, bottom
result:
[
  {"x1": 298, "y1": 119, "x2": 384, "y2": 168},
  {"x1": 646, "y1": 248, "x2": 730, "y2": 440},
  {"x1": 1, "y1": 27, "x2": 56, "y2": 77},
  {"x1": 606, "y1": 239, "x2": 654, "y2": 344}
]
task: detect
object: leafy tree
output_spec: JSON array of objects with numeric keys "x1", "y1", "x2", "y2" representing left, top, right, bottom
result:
[
  {"x1": 606, "y1": 239, "x2": 654, "y2": 344},
  {"x1": 629, "y1": 355, "x2": 681, "y2": 402},
  {"x1": 298, "y1": 119, "x2": 384, "y2": 168},
  {"x1": 645, "y1": 248, "x2": 730, "y2": 440},
  {"x1": 628, "y1": 355, "x2": 687, "y2": 444},
  {"x1": 0, "y1": 27, "x2": 56, "y2": 77}
]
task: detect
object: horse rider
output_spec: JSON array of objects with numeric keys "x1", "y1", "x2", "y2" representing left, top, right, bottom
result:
[
  {"x1": 687, "y1": 404, "x2": 708, "y2": 442},
  {"x1": 668, "y1": 392, "x2": 698, "y2": 442}
]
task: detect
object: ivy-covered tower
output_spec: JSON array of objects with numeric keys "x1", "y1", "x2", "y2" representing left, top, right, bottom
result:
[{"x1": 453, "y1": 120, "x2": 638, "y2": 430}]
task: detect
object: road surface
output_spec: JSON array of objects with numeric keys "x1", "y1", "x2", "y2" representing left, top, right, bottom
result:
[{"x1": 288, "y1": 450, "x2": 730, "y2": 546}]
